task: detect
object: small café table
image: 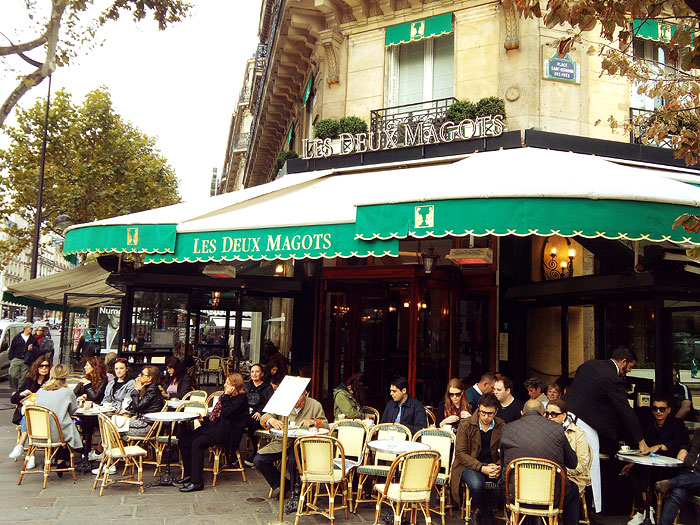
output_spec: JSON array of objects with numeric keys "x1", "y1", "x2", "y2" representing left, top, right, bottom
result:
[
  {"x1": 685, "y1": 421, "x2": 700, "y2": 431},
  {"x1": 367, "y1": 440, "x2": 430, "y2": 455},
  {"x1": 144, "y1": 411, "x2": 198, "y2": 487},
  {"x1": 616, "y1": 451, "x2": 682, "y2": 525},
  {"x1": 74, "y1": 404, "x2": 116, "y2": 462}
]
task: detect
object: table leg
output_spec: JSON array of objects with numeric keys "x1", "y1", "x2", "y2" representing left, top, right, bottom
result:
[
  {"x1": 642, "y1": 467, "x2": 653, "y2": 525},
  {"x1": 146, "y1": 421, "x2": 179, "y2": 488}
]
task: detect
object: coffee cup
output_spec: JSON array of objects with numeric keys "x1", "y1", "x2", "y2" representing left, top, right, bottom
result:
[
  {"x1": 84, "y1": 400, "x2": 93, "y2": 410},
  {"x1": 620, "y1": 445, "x2": 630, "y2": 452}
]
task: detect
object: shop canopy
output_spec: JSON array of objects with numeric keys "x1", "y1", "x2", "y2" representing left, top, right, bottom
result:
[
  {"x1": 2, "y1": 263, "x2": 122, "y2": 313},
  {"x1": 63, "y1": 147, "x2": 700, "y2": 265}
]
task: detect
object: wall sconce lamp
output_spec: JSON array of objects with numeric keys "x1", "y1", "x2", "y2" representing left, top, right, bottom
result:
[
  {"x1": 211, "y1": 290, "x2": 221, "y2": 307},
  {"x1": 274, "y1": 263, "x2": 285, "y2": 276},
  {"x1": 422, "y1": 246, "x2": 439, "y2": 274},
  {"x1": 543, "y1": 238, "x2": 575, "y2": 279}
]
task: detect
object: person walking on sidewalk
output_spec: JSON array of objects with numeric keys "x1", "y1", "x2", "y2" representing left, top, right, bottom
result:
[{"x1": 8, "y1": 323, "x2": 38, "y2": 390}]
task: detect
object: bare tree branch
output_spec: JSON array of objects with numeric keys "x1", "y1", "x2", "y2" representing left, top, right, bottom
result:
[{"x1": 0, "y1": 34, "x2": 49, "y2": 57}]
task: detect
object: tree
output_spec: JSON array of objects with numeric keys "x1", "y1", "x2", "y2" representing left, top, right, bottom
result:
[
  {"x1": 0, "y1": 86, "x2": 181, "y2": 267},
  {"x1": 513, "y1": 0, "x2": 700, "y2": 164},
  {"x1": 0, "y1": 0, "x2": 190, "y2": 128}
]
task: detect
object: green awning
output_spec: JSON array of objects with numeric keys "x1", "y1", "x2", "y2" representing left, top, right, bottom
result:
[
  {"x1": 63, "y1": 223, "x2": 177, "y2": 255},
  {"x1": 1, "y1": 292, "x2": 86, "y2": 314},
  {"x1": 355, "y1": 198, "x2": 700, "y2": 244},
  {"x1": 145, "y1": 223, "x2": 398, "y2": 264},
  {"x1": 285, "y1": 123, "x2": 294, "y2": 148},
  {"x1": 385, "y1": 13, "x2": 452, "y2": 46},
  {"x1": 634, "y1": 19, "x2": 679, "y2": 43},
  {"x1": 302, "y1": 75, "x2": 313, "y2": 107}
]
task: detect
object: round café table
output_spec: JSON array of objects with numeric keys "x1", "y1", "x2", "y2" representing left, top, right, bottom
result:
[
  {"x1": 685, "y1": 421, "x2": 700, "y2": 431},
  {"x1": 616, "y1": 451, "x2": 682, "y2": 525},
  {"x1": 74, "y1": 405, "x2": 116, "y2": 464},
  {"x1": 144, "y1": 411, "x2": 199, "y2": 487},
  {"x1": 367, "y1": 440, "x2": 430, "y2": 455}
]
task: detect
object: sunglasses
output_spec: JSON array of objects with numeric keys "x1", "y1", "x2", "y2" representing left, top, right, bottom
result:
[
  {"x1": 449, "y1": 392, "x2": 463, "y2": 397},
  {"x1": 38, "y1": 364, "x2": 50, "y2": 368},
  {"x1": 651, "y1": 406, "x2": 669, "y2": 412},
  {"x1": 545, "y1": 411, "x2": 564, "y2": 418}
]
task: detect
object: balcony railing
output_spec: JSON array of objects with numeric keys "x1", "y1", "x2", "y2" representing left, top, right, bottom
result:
[
  {"x1": 233, "y1": 133, "x2": 250, "y2": 150},
  {"x1": 370, "y1": 97, "x2": 458, "y2": 142},
  {"x1": 629, "y1": 107, "x2": 672, "y2": 148},
  {"x1": 239, "y1": 86, "x2": 251, "y2": 104}
]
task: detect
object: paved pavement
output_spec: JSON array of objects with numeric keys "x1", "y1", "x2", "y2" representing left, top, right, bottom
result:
[{"x1": 0, "y1": 377, "x2": 630, "y2": 524}]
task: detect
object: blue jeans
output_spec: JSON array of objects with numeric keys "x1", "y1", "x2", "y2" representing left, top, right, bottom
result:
[
  {"x1": 462, "y1": 467, "x2": 498, "y2": 518},
  {"x1": 659, "y1": 470, "x2": 700, "y2": 525}
]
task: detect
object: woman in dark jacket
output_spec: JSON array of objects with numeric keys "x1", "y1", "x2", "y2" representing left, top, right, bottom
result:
[
  {"x1": 9, "y1": 353, "x2": 52, "y2": 467},
  {"x1": 126, "y1": 365, "x2": 165, "y2": 437},
  {"x1": 74, "y1": 356, "x2": 108, "y2": 460},
  {"x1": 435, "y1": 378, "x2": 472, "y2": 432},
  {"x1": 162, "y1": 356, "x2": 193, "y2": 399},
  {"x1": 177, "y1": 372, "x2": 249, "y2": 492}
]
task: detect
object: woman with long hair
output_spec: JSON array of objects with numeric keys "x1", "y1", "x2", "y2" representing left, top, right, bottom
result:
[
  {"x1": 125, "y1": 365, "x2": 165, "y2": 438},
  {"x1": 177, "y1": 373, "x2": 249, "y2": 492},
  {"x1": 333, "y1": 373, "x2": 366, "y2": 420},
  {"x1": 436, "y1": 378, "x2": 472, "y2": 431},
  {"x1": 162, "y1": 356, "x2": 193, "y2": 399},
  {"x1": 102, "y1": 358, "x2": 135, "y2": 408},
  {"x1": 74, "y1": 356, "x2": 108, "y2": 461},
  {"x1": 9, "y1": 353, "x2": 53, "y2": 468},
  {"x1": 34, "y1": 364, "x2": 82, "y2": 472}
]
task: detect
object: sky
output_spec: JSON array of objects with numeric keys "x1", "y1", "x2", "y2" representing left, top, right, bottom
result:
[{"x1": 0, "y1": 0, "x2": 262, "y2": 202}]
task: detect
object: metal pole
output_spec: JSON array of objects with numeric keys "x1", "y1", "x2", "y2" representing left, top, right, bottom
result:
[
  {"x1": 269, "y1": 415, "x2": 291, "y2": 525},
  {"x1": 28, "y1": 73, "x2": 52, "y2": 322},
  {"x1": 561, "y1": 305, "x2": 569, "y2": 380}
]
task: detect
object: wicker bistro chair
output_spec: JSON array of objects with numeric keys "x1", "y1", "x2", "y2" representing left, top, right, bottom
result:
[
  {"x1": 330, "y1": 420, "x2": 370, "y2": 508},
  {"x1": 93, "y1": 413, "x2": 147, "y2": 495},
  {"x1": 124, "y1": 403, "x2": 168, "y2": 474},
  {"x1": 204, "y1": 444, "x2": 246, "y2": 486},
  {"x1": 413, "y1": 428, "x2": 456, "y2": 525},
  {"x1": 362, "y1": 406, "x2": 380, "y2": 423},
  {"x1": 186, "y1": 365, "x2": 199, "y2": 389},
  {"x1": 354, "y1": 423, "x2": 412, "y2": 513},
  {"x1": 182, "y1": 390, "x2": 208, "y2": 402},
  {"x1": 425, "y1": 408, "x2": 437, "y2": 427},
  {"x1": 505, "y1": 457, "x2": 566, "y2": 525},
  {"x1": 154, "y1": 401, "x2": 208, "y2": 476},
  {"x1": 294, "y1": 435, "x2": 349, "y2": 525},
  {"x1": 461, "y1": 478, "x2": 499, "y2": 523},
  {"x1": 206, "y1": 390, "x2": 224, "y2": 408},
  {"x1": 200, "y1": 356, "x2": 223, "y2": 386},
  {"x1": 18, "y1": 405, "x2": 77, "y2": 488},
  {"x1": 372, "y1": 449, "x2": 442, "y2": 525}
]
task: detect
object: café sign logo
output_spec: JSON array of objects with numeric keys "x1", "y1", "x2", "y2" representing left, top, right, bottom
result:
[
  {"x1": 302, "y1": 114, "x2": 505, "y2": 160},
  {"x1": 192, "y1": 233, "x2": 333, "y2": 255}
]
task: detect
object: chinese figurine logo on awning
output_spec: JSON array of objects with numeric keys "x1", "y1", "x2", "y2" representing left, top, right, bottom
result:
[
  {"x1": 415, "y1": 205, "x2": 434, "y2": 228},
  {"x1": 126, "y1": 227, "x2": 139, "y2": 246},
  {"x1": 410, "y1": 20, "x2": 425, "y2": 41}
]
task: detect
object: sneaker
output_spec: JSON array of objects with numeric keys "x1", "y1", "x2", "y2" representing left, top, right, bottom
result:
[
  {"x1": 25, "y1": 456, "x2": 36, "y2": 470},
  {"x1": 243, "y1": 459, "x2": 254, "y2": 468},
  {"x1": 87, "y1": 450, "x2": 103, "y2": 461},
  {"x1": 9, "y1": 445, "x2": 24, "y2": 459},
  {"x1": 91, "y1": 465, "x2": 117, "y2": 475},
  {"x1": 627, "y1": 512, "x2": 644, "y2": 525}
]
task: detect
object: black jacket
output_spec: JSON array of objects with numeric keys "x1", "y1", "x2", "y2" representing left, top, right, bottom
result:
[
  {"x1": 128, "y1": 383, "x2": 165, "y2": 416},
  {"x1": 10, "y1": 376, "x2": 44, "y2": 425},
  {"x1": 9, "y1": 334, "x2": 39, "y2": 363},
  {"x1": 74, "y1": 378, "x2": 108, "y2": 404},
  {"x1": 380, "y1": 395, "x2": 427, "y2": 435},
  {"x1": 197, "y1": 393, "x2": 249, "y2": 452},
  {"x1": 246, "y1": 380, "x2": 274, "y2": 414},
  {"x1": 500, "y1": 411, "x2": 578, "y2": 500},
  {"x1": 682, "y1": 429, "x2": 700, "y2": 474},
  {"x1": 163, "y1": 373, "x2": 193, "y2": 399},
  {"x1": 564, "y1": 359, "x2": 643, "y2": 442},
  {"x1": 641, "y1": 416, "x2": 689, "y2": 459}
]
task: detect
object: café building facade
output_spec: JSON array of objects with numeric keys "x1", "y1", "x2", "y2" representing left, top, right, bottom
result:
[{"x1": 64, "y1": 0, "x2": 700, "y2": 410}]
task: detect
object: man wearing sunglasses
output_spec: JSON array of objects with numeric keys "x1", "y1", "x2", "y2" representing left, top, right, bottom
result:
[{"x1": 450, "y1": 393, "x2": 504, "y2": 525}]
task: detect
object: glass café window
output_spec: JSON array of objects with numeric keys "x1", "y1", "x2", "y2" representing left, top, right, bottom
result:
[
  {"x1": 130, "y1": 291, "x2": 189, "y2": 351},
  {"x1": 388, "y1": 33, "x2": 454, "y2": 107}
]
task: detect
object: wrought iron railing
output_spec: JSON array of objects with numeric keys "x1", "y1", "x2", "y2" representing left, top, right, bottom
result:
[
  {"x1": 233, "y1": 133, "x2": 250, "y2": 150},
  {"x1": 255, "y1": 43, "x2": 267, "y2": 72},
  {"x1": 629, "y1": 107, "x2": 672, "y2": 148},
  {"x1": 370, "y1": 97, "x2": 458, "y2": 140},
  {"x1": 239, "y1": 86, "x2": 251, "y2": 104}
]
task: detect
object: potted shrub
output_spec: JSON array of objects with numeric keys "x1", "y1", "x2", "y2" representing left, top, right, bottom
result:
[
  {"x1": 274, "y1": 149, "x2": 299, "y2": 177},
  {"x1": 446, "y1": 100, "x2": 477, "y2": 122},
  {"x1": 339, "y1": 116, "x2": 368, "y2": 135},
  {"x1": 313, "y1": 118, "x2": 341, "y2": 140},
  {"x1": 475, "y1": 96, "x2": 506, "y2": 118}
]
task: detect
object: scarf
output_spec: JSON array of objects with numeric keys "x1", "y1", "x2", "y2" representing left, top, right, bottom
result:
[{"x1": 209, "y1": 398, "x2": 223, "y2": 422}]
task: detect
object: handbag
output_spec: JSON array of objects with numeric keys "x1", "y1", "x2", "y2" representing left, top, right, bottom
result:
[{"x1": 111, "y1": 414, "x2": 130, "y2": 432}]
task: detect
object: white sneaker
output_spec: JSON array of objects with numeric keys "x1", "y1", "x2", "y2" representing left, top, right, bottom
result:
[
  {"x1": 87, "y1": 450, "x2": 103, "y2": 461},
  {"x1": 627, "y1": 512, "x2": 644, "y2": 525},
  {"x1": 9, "y1": 445, "x2": 24, "y2": 459},
  {"x1": 25, "y1": 456, "x2": 36, "y2": 470},
  {"x1": 91, "y1": 464, "x2": 116, "y2": 475}
]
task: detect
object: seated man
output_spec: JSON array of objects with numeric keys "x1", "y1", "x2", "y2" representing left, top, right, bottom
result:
[
  {"x1": 655, "y1": 430, "x2": 700, "y2": 525},
  {"x1": 623, "y1": 394, "x2": 688, "y2": 524},
  {"x1": 379, "y1": 376, "x2": 426, "y2": 435},
  {"x1": 492, "y1": 375, "x2": 523, "y2": 423},
  {"x1": 253, "y1": 386, "x2": 328, "y2": 500},
  {"x1": 465, "y1": 372, "x2": 496, "y2": 410},
  {"x1": 501, "y1": 399, "x2": 579, "y2": 525},
  {"x1": 450, "y1": 393, "x2": 504, "y2": 525},
  {"x1": 523, "y1": 377, "x2": 548, "y2": 405}
]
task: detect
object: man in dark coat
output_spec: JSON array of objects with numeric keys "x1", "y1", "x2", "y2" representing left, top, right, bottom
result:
[
  {"x1": 379, "y1": 376, "x2": 427, "y2": 435},
  {"x1": 8, "y1": 323, "x2": 38, "y2": 390},
  {"x1": 501, "y1": 399, "x2": 579, "y2": 525},
  {"x1": 564, "y1": 347, "x2": 649, "y2": 513},
  {"x1": 450, "y1": 393, "x2": 504, "y2": 525}
]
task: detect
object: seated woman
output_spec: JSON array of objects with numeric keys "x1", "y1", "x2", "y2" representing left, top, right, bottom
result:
[
  {"x1": 34, "y1": 364, "x2": 83, "y2": 473},
  {"x1": 333, "y1": 373, "x2": 366, "y2": 421},
  {"x1": 177, "y1": 373, "x2": 249, "y2": 492},
  {"x1": 545, "y1": 382, "x2": 562, "y2": 406},
  {"x1": 436, "y1": 378, "x2": 472, "y2": 431},
  {"x1": 9, "y1": 353, "x2": 53, "y2": 469},
  {"x1": 162, "y1": 356, "x2": 193, "y2": 399},
  {"x1": 544, "y1": 399, "x2": 590, "y2": 495},
  {"x1": 73, "y1": 356, "x2": 108, "y2": 461},
  {"x1": 125, "y1": 365, "x2": 165, "y2": 437},
  {"x1": 102, "y1": 358, "x2": 136, "y2": 409},
  {"x1": 622, "y1": 394, "x2": 688, "y2": 524}
]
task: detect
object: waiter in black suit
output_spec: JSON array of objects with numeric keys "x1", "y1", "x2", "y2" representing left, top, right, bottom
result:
[{"x1": 564, "y1": 347, "x2": 650, "y2": 514}]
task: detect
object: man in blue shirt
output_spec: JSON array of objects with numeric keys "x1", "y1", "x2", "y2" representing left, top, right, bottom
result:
[
  {"x1": 466, "y1": 372, "x2": 496, "y2": 410},
  {"x1": 379, "y1": 377, "x2": 426, "y2": 435}
]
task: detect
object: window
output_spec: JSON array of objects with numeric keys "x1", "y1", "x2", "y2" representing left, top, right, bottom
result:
[
  {"x1": 388, "y1": 34, "x2": 454, "y2": 107},
  {"x1": 631, "y1": 38, "x2": 672, "y2": 111}
]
